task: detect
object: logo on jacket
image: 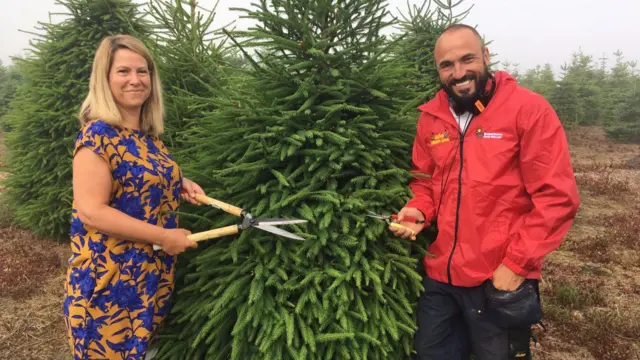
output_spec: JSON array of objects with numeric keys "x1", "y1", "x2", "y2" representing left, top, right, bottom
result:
[
  {"x1": 475, "y1": 128, "x2": 503, "y2": 139},
  {"x1": 430, "y1": 131, "x2": 450, "y2": 145}
]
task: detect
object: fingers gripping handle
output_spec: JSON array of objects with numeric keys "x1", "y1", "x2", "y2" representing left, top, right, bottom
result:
[
  {"x1": 152, "y1": 225, "x2": 240, "y2": 251},
  {"x1": 389, "y1": 222, "x2": 416, "y2": 238},
  {"x1": 194, "y1": 194, "x2": 244, "y2": 217}
]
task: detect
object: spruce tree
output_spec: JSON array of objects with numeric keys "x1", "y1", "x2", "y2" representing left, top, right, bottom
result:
[
  {"x1": 605, "y1": 74, "x2": 640, "y2": 143},
  {"x1": 151, "y1": 0, "x2": 455, "y2": 359},
  {"x1": 2, "y1": 0, "x2": 149, "y2": 239},
  {"x1": 146, "y1": 0, "x2": 235, "y2": 154}
]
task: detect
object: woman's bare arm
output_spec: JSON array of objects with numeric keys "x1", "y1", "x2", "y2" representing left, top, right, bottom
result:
[{"x1": 72, "y1": 147, "x2": 196, "y2": 254}]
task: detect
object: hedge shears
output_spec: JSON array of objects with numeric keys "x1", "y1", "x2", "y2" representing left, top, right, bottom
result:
[{"x1": 153, "y1": 192, "x2": 307, "y2": 251}]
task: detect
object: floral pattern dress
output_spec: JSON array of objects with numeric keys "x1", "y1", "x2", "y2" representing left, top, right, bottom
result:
[{"x1": 63, "y1": 119, "x2": 182, "y2": 359}]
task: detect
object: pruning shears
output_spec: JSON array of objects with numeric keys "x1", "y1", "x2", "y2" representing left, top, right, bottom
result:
[
  {"x1": 366, "y1": 210, "x2": 435, "y2": 258},
  {"x1": 152, "y1": 192, "x2": 308, "y2": 251},
  {"x1": 365, "y1": 210, "x2": 425, "y2": 238}
]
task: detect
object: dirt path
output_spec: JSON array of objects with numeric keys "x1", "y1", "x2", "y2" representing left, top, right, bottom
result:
[{"x1": 0, "y1": 127, "x2": 638, "y2": 360}]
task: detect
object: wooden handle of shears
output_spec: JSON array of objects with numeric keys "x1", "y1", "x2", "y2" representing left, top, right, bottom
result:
[
  {"x1": 152, "y1": 225, "x2": 240, "y2": 251},
  {"x1": 191, "y1": 193, "x2": 244, "y2": 217}
]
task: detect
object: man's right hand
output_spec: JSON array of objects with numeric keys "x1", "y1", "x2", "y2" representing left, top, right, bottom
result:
[
  {"x1": 389, "y1": 207, "x2": 426, "y2": 240},
  {"x1": 159, "y1": 228, "x2": 197, "y2": 255}
]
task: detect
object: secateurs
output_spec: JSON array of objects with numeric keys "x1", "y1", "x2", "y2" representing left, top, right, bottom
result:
[
  {"x1": 365, "y1": 210, "x2": 425, "y2": 238},
  {"x1": 152, "y1": 193, "x2": 308, "y2": 251},
  {"x1": 366, "y1": 210, "x2": 435, "y2": 258}
]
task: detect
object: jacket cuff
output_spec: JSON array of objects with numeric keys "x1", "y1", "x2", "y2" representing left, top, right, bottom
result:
[
  {"x1": 405, "y1": 198, "x2": 433, "y2": 224},
  {"x1": 502, "y1": 256, "x2": 529, "y2": 278}
]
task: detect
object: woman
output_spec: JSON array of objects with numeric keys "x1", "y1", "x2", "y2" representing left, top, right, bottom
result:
[{"x1": 63, "y1": 34, "x2": 204, "y2": 359}]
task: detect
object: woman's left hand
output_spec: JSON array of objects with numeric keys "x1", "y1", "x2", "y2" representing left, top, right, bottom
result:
[{"x1": 181, "y1": 177, "x2": 206, "y2": 205}]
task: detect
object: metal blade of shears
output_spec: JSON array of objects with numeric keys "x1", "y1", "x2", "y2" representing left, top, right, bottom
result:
[
  {"x1": 365, "y1": 210, "x2": 391, "y2": 220},
  {"x1": 253, "y1": 224, "x2": 305, "y2": 241},
  {"x1": 255, "y1": 218, "x2": 308, "y2": 226}
]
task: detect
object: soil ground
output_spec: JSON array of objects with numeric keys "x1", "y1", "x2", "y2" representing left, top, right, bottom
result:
[{"x1": 0, "y1": 127, "x2": 638, "y2": 360}]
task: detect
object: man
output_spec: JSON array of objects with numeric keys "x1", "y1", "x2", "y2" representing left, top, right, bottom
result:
[{"x1": 390, "y1": 24, "x2": 580, "y2": 359}]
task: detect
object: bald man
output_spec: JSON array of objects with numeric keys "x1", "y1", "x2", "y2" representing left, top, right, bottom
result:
[{"x1": 390, "y1": 24, "x2": 580, "y2": 359}]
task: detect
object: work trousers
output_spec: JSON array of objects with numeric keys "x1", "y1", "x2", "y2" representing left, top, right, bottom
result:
[{"x1": 414, "y1": 275, "x2": 539, "y2": 360}]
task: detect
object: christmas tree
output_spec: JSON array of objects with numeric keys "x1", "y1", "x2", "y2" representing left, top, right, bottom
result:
[
  {"x1": 152, "y1": 0, "x2": 435, "y2": 359},
  {"x1": 146, "y1": 0, "x2": 236, "y2": 153},
  {"x1": 2, "y1": 0, "x2": 150, "y2": 239}
]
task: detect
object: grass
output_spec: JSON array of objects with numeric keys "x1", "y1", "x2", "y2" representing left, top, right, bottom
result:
[{"x1": 530, "y1": 127, "x2": 640, "y2": 360}]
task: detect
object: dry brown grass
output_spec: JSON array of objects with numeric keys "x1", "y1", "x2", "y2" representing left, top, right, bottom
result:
[
  {"x1": 531, "y1": 126, "x2": 640, "y2": 360},
  {"x1": 0, "y1": 129, "x2": 72, "y2": 359},
  {"x1": 0, "y1": 227, "x2": 72, "y2": 360}
]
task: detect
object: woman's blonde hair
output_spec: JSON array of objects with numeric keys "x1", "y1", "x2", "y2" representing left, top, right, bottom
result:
[{"x1": 78, "y1": 34, "x2": 164, "y2": 136}]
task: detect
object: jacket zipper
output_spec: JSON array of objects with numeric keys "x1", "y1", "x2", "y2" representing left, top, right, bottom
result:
[{"x1": 447, "y1": 116, "x2": 472, "y2": 285}]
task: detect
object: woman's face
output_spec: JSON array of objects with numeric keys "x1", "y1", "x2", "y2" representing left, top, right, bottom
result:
[{"x1": 108, "y1": 49, "x2": 151, "y2": 111}]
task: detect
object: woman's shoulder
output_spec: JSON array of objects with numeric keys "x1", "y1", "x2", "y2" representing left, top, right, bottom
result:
[
  {"x1": 77, "y1": 119, "x2": 122, "y2": 142},
  {"x1": 82, "y1": 119, "x2": 120, "y2": 135}
]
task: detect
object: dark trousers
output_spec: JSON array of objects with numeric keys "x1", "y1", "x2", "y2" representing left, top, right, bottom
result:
[{"x1": 414, "y1": 276, "x2": 538, "y2": 360}]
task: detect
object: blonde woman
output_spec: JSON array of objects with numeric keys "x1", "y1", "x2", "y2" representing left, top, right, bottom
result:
[{"x1": 63, "y1": 34, "x2": 205, "y2": 358}]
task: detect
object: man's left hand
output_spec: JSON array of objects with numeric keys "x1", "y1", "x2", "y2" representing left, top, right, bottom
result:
[{"x1": 492, "y1": 263, "x2": 525, "y2": 291}]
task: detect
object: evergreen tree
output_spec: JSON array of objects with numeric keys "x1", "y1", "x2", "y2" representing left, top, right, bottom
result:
[
  {"x1": 0, "y1": 61, "x2": 22, "y2": 131},
  {"x1": 146, "y1": 0, "x2": 235, "y2": 154},
  {"x1": 601, "y1": 51, "x2": 634, "y2": 125},
  {"x1": 550, "y1": 62, "x2": 583, "y2": 127},
  {"x1": 152, "y1": 0, "x2": 454, "y2": 359},
  {"x1": 500, "y1": 60, "x2": 521, "y2": 81},
  {"x1": 552, "y1": 51, "x2": 601, "y2": 126},
  {"x1": 2, "y1": 0, "x2": 150, "y2": 239},
  {"x1": 605, "y1": 72, "x2": 640, "y2": 143},
  {"x1": 519, "y1": 63, "x2": 556, "y2": 100}
]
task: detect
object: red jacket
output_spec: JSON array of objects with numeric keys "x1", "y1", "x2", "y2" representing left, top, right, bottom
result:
[{"x1": 406, "y1": 71, "x2": 580, "y2": 287}]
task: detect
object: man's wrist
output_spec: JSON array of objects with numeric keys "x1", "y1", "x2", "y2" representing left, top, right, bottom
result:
[{"x1": 502, "y1": 257, "x2": 529, "y2": 278}]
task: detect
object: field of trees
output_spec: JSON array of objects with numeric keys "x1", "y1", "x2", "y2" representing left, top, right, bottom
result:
[{"x1": 0, "y1": 0, "x2": 638, "y2": 359}]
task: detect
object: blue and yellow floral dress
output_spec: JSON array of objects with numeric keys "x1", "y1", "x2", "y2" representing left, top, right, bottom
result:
[{"x1": 63, "y1": 119, "x2": 182, "y2": 359}]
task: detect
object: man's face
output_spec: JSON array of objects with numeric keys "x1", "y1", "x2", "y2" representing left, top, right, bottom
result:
[{"x1": 434, "y1": 29, "x2": 490, "y2": 102}]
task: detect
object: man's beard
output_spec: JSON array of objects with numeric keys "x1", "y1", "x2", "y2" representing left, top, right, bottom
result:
[{"x1": 442, "y1": 66, "x2": 490, "y2": 115}]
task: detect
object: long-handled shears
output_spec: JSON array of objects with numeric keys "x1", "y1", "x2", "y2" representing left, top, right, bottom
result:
[{"x1": 153, "y1": 193, "x2": 307, "y2": 251}]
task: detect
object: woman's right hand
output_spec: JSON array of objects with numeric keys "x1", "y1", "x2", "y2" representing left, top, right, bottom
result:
[{"x1": 159, "y1": 228, "x2": 198, "y2": 255}]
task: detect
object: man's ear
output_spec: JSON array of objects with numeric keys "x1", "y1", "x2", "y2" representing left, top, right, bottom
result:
[{"x1": 483, "y1": 47, "x2": 490, "y2": 65}]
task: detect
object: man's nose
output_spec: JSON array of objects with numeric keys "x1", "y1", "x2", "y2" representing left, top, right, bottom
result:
[{"x1": 453, "y1": 63, "x2": 466, "y2": 79}]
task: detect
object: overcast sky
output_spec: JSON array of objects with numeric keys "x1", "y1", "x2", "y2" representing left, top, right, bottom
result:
[{"x1": 1, "y1": 0, "x2": 637, "y2": 75}]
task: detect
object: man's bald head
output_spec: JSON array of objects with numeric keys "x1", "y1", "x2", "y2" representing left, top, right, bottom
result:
[
  {"x1": 433, "y1": 23, "x2": 491, "y2": 113},
  {"x1": 436, "y1": 24, "x2": 485, "y2": 51}
]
